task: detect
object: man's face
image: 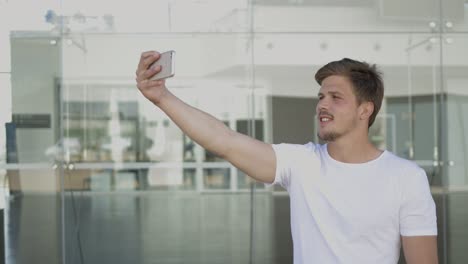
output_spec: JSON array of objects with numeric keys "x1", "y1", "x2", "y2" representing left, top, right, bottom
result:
[{"x1": 316, "y1": 75, "x2": 361, "y2": 142}]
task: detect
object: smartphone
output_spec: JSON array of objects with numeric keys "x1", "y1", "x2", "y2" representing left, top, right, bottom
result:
[{"x1": 149, "y1": 50, "x2": 175, "y2": 80}]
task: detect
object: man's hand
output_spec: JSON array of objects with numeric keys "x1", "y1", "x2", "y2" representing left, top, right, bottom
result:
[{"x1": 135, "y1": 51, "x2": 169, "y2": 105}]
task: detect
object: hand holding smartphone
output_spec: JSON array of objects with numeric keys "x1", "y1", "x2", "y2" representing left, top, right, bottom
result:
[{"x1": 149, "y1": 50, "x2": 176, "y2": 80}]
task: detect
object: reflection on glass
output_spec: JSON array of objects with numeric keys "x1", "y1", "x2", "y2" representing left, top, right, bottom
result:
[
  {"x1": 4, "y1": 0, "x2": 468, "y2": 262},
  {"x1": 446, "y1": 95, "x2": 468, "y2": 186},
  {"x1": 64, "y1": 97, "x2": 146, "y2": 162},
  {"x1": 369, "y1": 114, "x2": 396, "y2": 152},
  {"x1": 182, "y1": 135, "x2": 196, "y2": 162},
  {"x1": 87, "y1": 170, "x2": 112, "y2": 191},
  {"x1": 182, "y1": 168, "x2": 196, "y2": 190},
  {"x1": 203, "y1": 168, "x2": 230, "y2": 189},
  {"x1": 64, "y1": 167, "x2": 197, "y2": 191},
  {"x1": 5, "y1": 170, "x2": 62, "y2": 264},
  {"x1": 236, "y1": 119, "x2": 264, "y2": 141},
  {"x1": 253, "y1": 0, "x2": 449, "y2": 33},
  {"x1": 237, "y1": 170, "x2": 264, "y2": 190}
]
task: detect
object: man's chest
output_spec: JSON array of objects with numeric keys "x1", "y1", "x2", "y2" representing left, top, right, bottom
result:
[{"x1": 291, "y1": 168, "x2": 400, "y2": 236}]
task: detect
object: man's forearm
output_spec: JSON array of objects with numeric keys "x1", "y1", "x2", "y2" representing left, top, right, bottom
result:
[
  {"x1": 402, "y1": 236, "x2": 438, "y2": 264},
  {"x1": 154, "y1": 90, "x2": 233, "y2": 158}
]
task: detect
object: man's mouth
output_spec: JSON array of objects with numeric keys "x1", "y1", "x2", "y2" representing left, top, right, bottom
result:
[
  {"x1": 320, "y1": 117, "x2": 333, "y2": 122},
  {"x1": 318, "y1": 113, "x2": 334, "y2": 123}
]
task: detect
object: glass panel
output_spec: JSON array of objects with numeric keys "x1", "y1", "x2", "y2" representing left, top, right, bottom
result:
[
  {"x1": 442, "y1": 0, "x2": 468, "y2": 32},
  {"x1": 2, "y1": 1, "x2": 65, "y2": 263},
  {"x1": 9, "y1": 36, "x2": 61, "y2": 163},
  {"x1": 442, "y1": 33, "x2": 468, "y2": 263},
  {"x1": 61, "y1": 30, "x2": 259, "y2": 262},
  {"x1": 182, "y1": 168, "x2": 196, "y2": 190},
  {"x1": 4, "y1": 168, "x2": 62, "y2": 264},
  {"x1": 58, "y1": 0, "x2": 250, "y2": 33},
  {"x1": 237, "y1": 170, "x2": 265, "y2": 190},
  {"x1": 253, "y1": 0, "x2": 442, "y2": 33},
  {"x1": 0, "y1": 74, "x2": 12, "y2": 167},
  {"x1": 1, "y1": 0, "x2": 61, "y2": 32},
  {"x1": 203, "y1": 168, "x2": 230, "y2": 190},
  {"x1": 7, "y1": 0, "x2": 468, "y2": 263},
  {"x1": 262, "y1": 33, "x2": 443, "y2": 263},
  {"x1": 4, "y1": 0, "x2": 62, "y2": 165}
]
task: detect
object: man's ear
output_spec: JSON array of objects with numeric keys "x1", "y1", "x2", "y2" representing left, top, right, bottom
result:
[{"x1": 359, "y1": 101, "x2": 374, "y2": 121}]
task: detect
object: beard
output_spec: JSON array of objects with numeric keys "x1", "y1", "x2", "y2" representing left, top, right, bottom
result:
[{"x1": 317, "y1": 131, "x2": 341, "y2": 142}]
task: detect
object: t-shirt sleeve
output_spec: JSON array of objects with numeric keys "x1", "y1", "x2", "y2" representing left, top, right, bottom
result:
[
  {"x1": 399, "y1": 168, "x2": 438, "y2": 236},
  {"x1": 265, "y1": 143, "x2": 295, "y2": 190}
]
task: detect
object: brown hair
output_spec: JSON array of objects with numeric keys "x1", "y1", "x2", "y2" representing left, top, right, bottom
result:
[{"x1": 315, "y1": 58, "x2": 384, "y2": 127}]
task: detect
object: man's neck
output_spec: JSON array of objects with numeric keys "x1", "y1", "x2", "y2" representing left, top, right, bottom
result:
[{"x1": 326, "y1": 135, "x2": 383, "y2": 164}]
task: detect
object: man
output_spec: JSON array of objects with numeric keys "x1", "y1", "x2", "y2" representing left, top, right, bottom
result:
[{"x1": 135, "y1": 51, "x2": 438, "y2": 264}]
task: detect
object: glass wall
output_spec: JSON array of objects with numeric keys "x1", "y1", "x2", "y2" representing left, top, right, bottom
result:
[{"x1": 1, "y1": 0, "x2": 468, "y2": 263}]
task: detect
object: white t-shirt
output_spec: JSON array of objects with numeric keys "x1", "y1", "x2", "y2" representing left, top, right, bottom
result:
[{"x1": 270, "y1": 142, "x2": 437, "y2": 264}]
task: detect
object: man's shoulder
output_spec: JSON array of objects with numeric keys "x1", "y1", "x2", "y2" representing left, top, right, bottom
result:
[
  {"x1": 381, "y1": 150, "x2": 425, "y2": 175},
  {"x1": 378, "y1": 152, "x2": 430, "y2": 197}
]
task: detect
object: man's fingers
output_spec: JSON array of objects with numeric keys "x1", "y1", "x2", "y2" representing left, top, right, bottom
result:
[
  {"x1": 141, "y1": 51, "x2": 155, "y2": 58},
  {"x1": 136, "y1": 55, "x2": 159, "y2": 77},
  {"x1": 137, "y1": 51, "x2": 155, "y2": 71},
  {"x1": 142, "y1": 55, "x2": 159, "y2": 70},
  {"x1": 137, "y1": 51, "x2": 160, "y2": 73},
  {"x1": 144, "y1": 65, "x2": 162, "y2": 80},
  {"x1": 136, "y1": 65, "x2": 162, "y2": 82}
]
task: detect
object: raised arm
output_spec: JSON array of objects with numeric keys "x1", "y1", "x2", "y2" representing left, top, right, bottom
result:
[{"x1": 136, "y1": 51, "x2": 276, "y2": 184}]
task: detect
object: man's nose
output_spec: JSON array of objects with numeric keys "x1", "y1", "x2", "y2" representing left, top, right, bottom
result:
[{"x1": 317, "y1": 98, "x2": 329, "y2": 111}]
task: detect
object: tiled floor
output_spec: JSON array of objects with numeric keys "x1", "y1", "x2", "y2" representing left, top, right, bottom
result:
[{"x1": 4, "y1": 191, "x2": 468, "y2": 264}]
